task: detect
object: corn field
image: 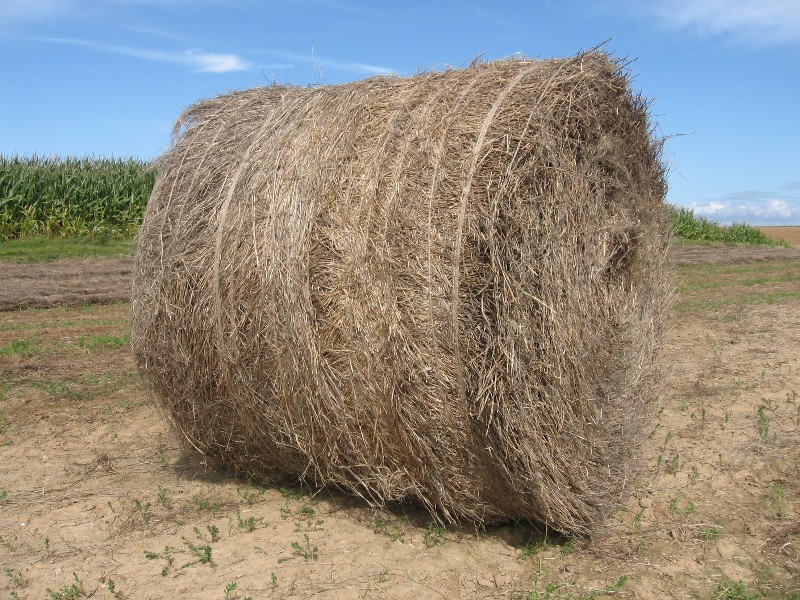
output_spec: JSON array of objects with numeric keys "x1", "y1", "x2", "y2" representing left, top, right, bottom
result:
[{"x1": 0, "y1": 155, "x2": 155, "y2": 240}]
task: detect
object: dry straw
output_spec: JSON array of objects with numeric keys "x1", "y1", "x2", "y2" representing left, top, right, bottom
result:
[{"x1": 132, "y1": 51, "x2": 670, "y2": 535}]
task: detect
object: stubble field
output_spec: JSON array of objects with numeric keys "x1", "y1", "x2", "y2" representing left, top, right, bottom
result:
[{"x1": 0, "y1": 245, "x2": 798, "y2": 599}]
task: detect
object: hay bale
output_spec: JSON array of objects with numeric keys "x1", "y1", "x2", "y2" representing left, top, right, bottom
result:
[{"x1": 131, "y1": 51, "x2": 670, "y2": 535}]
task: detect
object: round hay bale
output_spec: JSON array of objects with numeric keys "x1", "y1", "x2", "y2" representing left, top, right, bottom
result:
[{"x1": 131, "y1": 51, "x2": 670, "y2": 535}]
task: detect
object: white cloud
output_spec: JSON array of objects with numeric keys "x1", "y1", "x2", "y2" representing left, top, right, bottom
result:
[
  {"x1": 40, "y1": 37, "x2": 250, "y2": 72},
  {"x1": 688, "y1": 191, "x2": 800, "y2": 225},
  {"x1": 259, "y1": 49, "x2": 396, "y2": 77},
  {"x1": 651, "y1": 0, "x2": 800, "y2": 44}
]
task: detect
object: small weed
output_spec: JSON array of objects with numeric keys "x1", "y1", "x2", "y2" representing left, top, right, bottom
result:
[
  {"x1": 236, "y1": 480, "x2": 266, "y2": 505},
  {"x1": 5, "y1": 569, "x2": 29, "y2": 589},
  {"x1": 369, "y1": 513, "x2": 408, "y2": 541},
  {"x1": 709, "y1": 578, "x2": 760, "y2": 599},
  {"x1": 223, "y1": 582, "x2": 237, "y2": 599},
  {"x1": 298, "y1": 505, "x2": 315, "y2": 517},
  {"x1": 757, "y1": 406, "x2": 770, "y2": 443},
  {"x1": 767, "y1": 486, "x2": 786, "y2": 520},
  {"x1": 690, "y1": 465, "x2": 700, "y2": 482},
  {"x1": 291, "y1": 533, "x2": 319, "y2": 561},
  {"x1": 375, "y1": 569, "x2": 389, "y2": 583},
  {"x1": 559, "y1": 537, "x2": 575, "y2": 556},
  {"x1": 423, "y1": 520, "x2": 445, "y2": 548},
  {"x1": 668, "y1": 496, "x2": 695, "y2": 517},
  {"x1": 723, "y1": 411, "x2": 730, "y2": 429},
  {"x1": 207, "y1": 524, "x2": 220, "y2": 542},
  {"x1": 667, "y1": 453, "x2": 681, "y2": 475},
  {"x1": 144, "y1": 546, "x2": 177, "y2": 577},
  {"x1": 181, "y1": 539, "x2": 212, "y2": 568},
  {"x1": 279, "y1": 483, "x2": 311, "y2": 499},
  {"x1": 46, "y1": 573, "x2": 85, "y2": 600},
  {"x1": 157, "y1": 486, "x2": 172, "y2": 509},
  {"x1": 44, "y1": 537, "x2": 50, "y2": 550},
  {"x1": 193, "y1": 494, "x2": 222, "y2": 516},
  {"x1": 106, "y1": 578, "x2": 125, "y2": 599},
  {"x1": 656, "y1": 453, "x2": 663, "y2": 471},
  {"x1": 0, "y1": 490, "x2": 7, "y2": 504},
  {"x1": 280, "y1": 500, "x2": 291, "y2": 519},
  {"x1": 233, "y1": 509, "x2": 263, "y2": 533},
  {"x1": 633, "y1": 506, "x2": 646, "y2": 532},
  {"x1": 134, "y1": 498, "x2": 152, "y2": 526},
  {"x1": 155, "y1": 434, "x2": 168, "y2": 468},
  {"x1": 271, "y1": 572, "x2": 278, "y2": 588},
  {"x1": 696, "y1": 524, "x2": 722, "y2": 541}
]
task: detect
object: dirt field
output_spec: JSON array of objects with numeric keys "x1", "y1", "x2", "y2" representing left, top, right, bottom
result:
[
  {"x1": 1, "y1": 247, "x2": 798, "y2": 599},
  {"x1": 758, "y1": 227, "x2": 800, "y2": 249}
]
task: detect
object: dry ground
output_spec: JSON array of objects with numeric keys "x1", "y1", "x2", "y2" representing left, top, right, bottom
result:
[
  {"x1": 758, "y1": 227, "x2": 800, "y2": 249},
  {"x1": 0, "y1": 246, "x2": 798, "y2": 599}
]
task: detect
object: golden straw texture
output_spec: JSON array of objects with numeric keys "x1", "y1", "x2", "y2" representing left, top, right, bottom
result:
[{"x1": 132, "y1": 51, "x2": 670, "y2": 535}]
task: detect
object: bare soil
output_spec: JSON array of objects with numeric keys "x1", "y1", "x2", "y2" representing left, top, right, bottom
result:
[
  {"x1": 758, "y1": 227, "x2": 800, "y2": 249},
  {"x1": 0, "y1": 250, "x2": 798, "y2": 599},
  {"x1": 0, "y1": 258, "x2": 133, "y2": 310}
]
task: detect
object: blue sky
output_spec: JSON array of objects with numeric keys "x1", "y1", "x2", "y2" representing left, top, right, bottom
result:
[{"x1": 1, "y1": 1, "x2": 798, "y2": 225}]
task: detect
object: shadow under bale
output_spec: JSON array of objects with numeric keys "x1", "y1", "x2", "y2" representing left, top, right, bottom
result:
[{"x1": 131, "y1": 51, "x2": 670, "y2": 536}]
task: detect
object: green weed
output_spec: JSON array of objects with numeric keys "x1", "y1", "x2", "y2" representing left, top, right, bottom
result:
[
  {"x1": 668, "y1": 496, "x2": 696, "y2": 517},
  {"x1": 157, "y1": 486, "x2": 172, "y2": 509},
  {"x1": 708, "y1": 578, "x2": 761, "y2": 599},
  {"x1": 236, "y1": 480, "x2": 266, "y2": 505},
  {"x1": 423, "y1": 520, "x2": 445, "y2": 548},
  {"x1": 290, "y1": 533, "x2": 318, "y2": 561},
  {"x1": 181, "y1": 539, "x2": 212, "y2": 567},
  {"x1": 667, "y1": 453, "x2": 681, "y2": 475},
  {"x1": 144, "y1": 546, "x2": 177, "y2": 577},
  {"x1": 106, "y1": 578, "x2": 125, "y2": 599},
  {"x1": 767, "y1": 486, "x2": 786, "y2": 520},
  {"x1": 233, "y1": 509, "x2": 263, "y2": 533},
  {"x1": 757, "y1": 406, "x2": 770, "y2": 443},
  {"x1": 134, "y1": 498, "x2": 151, "y2": 526},
  {"x1": 4, "y1": 569, "x2": 29, "y2": 593},
  {"x1": 193, "y1": 494, "x2": 222, "y2": 516},
  {"x1": 46, "y1": 573, "x2": 85, "y2": 600},
  {"x1": 696, "y1": 524, "x2": 722, "y2": 541}
]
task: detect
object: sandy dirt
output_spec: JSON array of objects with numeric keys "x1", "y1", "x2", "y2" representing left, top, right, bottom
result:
[
  {"x1": 0, "y1": 251, "x2": 798, "y2": 599},
  {"x1": 758, "y1": 227, "x2": 800, "y2": 249}
]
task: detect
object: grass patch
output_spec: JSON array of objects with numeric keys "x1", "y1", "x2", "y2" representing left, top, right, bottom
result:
[
  {"x1": 0, "y1": 338, "x2": 38, "y2": 356},
  {"x1": 0, "y1": 234, "x2": 135, "y2": 262},
  {"x1": 77, "y1": 332, "x2": 131, "y2": 352},
  {"x1": 673, "y1": 291, "x2": 800, "y2": 315}
]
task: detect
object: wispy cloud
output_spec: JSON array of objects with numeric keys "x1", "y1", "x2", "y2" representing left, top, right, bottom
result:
[
  {"x1": 688, "y1": 188, "x2": 800, "y2": 225},
  {"x1": 311, "y1": 0, "x2": 384, "y2": 16},
  {"x1": 260, "y1": 49, "x2": 396, "y2": 76},
  {"x1": 40, "y1": 37, "x2": 250, "y2": 72},
  {"x1": 650, "y1": 0, "x2": 800, "y2": 45},
  {"x1": 0, "y1": 0, "x2": 72, "y2": 23}
]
